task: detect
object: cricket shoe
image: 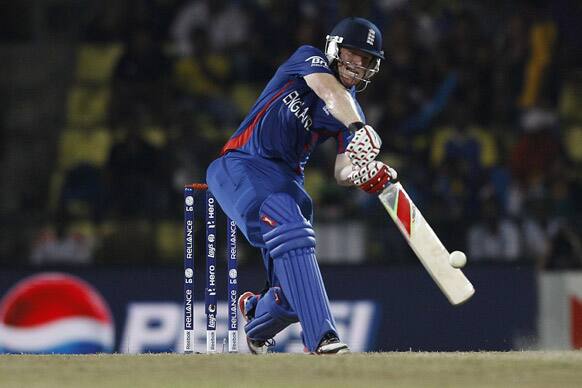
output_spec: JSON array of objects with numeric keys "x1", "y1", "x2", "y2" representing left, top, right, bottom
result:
[
  {"x1": 238, "y1": 291, "x2": 270, "y2": 355},
  {"x1": 314, "y1": 333, "x2": 350, "y2": 355}
]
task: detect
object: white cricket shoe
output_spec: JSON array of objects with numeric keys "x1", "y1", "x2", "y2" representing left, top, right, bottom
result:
[{"x1": 314, "y1": 334, "x2": 350, "y2": 355}]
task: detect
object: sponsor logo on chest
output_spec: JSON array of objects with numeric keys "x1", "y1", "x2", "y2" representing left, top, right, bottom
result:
[{"x1": 282, "y1": 90, "x2": 313, "y2": 131}]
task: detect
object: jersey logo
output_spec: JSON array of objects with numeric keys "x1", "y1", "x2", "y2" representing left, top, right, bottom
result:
[
  {"x1": 282, "y1": 90, "x2": 313, "y2": 131},
  {"x1": 366, "y1": 29, "x2": 375, "y2": 45},
  {"x1": 305, "y1": 56, "x2": 329, "y2": 68},
  {"x1": 260, "y1": 215, "x2": 277, "y2": 228}
]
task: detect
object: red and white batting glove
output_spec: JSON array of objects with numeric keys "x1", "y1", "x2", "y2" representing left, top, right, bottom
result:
[
  {"x1": 349, "y1": 161, "x2": 398, "y2": 194},
  {"x1": 345, "y1": 123, "x2": 382, "y2": 168}
]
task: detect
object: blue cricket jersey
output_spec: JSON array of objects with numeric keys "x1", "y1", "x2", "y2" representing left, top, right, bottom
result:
[{"x1": 220, "y1": 45, "x2": 365, "y2": 174}]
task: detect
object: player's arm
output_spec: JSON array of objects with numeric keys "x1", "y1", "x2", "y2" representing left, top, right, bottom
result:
[
  {"x1": 304, "y1": 73, "x2": 362, "y2": 126},
  {"x1": 334, "y1": 153, "x2": 353, "y2": 186},
  {"x1": 305, "y1": 72, "x2": 397, "y2": 193},
  {"x1": 304, "y1": 72, "x2": 370, "y2": 184}
]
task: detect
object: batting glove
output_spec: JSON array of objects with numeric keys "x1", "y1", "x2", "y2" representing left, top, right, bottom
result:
[
  {"x1": 350, "y1": 161, "x2": 398, "y2": 194},
  {"x1": 345, "y1": 124, "x2": 382, "y2": 168}
]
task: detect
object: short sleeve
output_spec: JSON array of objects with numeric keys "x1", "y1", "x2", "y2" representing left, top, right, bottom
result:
[{"x1": 282, "y1": 45, "x2": 334, "y2": 78}]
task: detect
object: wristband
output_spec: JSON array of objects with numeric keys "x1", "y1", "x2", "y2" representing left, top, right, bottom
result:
[{"x1": 348, "y1": 121, "x2": 365, "y2": 133}]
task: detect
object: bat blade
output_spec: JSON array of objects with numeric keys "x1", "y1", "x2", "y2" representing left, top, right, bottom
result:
[{"x1": 379, "y1": 183, "x2": 475, "y2": 305}]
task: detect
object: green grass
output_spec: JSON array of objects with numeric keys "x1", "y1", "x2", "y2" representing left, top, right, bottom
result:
[{"x1": 1, "y1": 352, "x2": 582, "y2": 388}]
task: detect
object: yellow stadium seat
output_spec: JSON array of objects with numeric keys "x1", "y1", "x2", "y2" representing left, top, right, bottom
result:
[
  {"x1": 559, "y1": 77, "x2": 582, "y2": 121},
  {"x1": 156, "y1": 220, "x2": 183, "y2": 262},
  {"x1": 472, "y1": 126, "x2": 499, "y2": 168},
  {"x1": 564, "y1": 126, "x2": 582, "y2": 163},
  {"x1": 67, "y1": 85, "x2": 111, "y2": 127},
  {"x1": 142, "y1": 126, "x2": 168, "y2": 148},
  {"x1": 231, "y1": 83, "x2": 260, "y2": 115},
  {"x1": 48, "y1": 127, "x2": 112, "y2": 211},
  {"x1": 304, "y1": 169, "x2": 325, "y2": 204},
  {"x1": 174, "y1": 54, "x2": 230, "y2": 96},
  {"x1": 76, "y1": 43, "x2": 123, "y2": 84},
  {"x1": 57, "y1": 126, "x2": 112, "y2": 170},
  {"x1": 430, "y1": 126, "x2": 454, "y2": 167},
  {"x1": 68, "y1": 220, "x2": 97, "y2": 238}
]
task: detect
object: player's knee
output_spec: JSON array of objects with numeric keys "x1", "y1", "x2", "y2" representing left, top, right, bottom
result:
[{"x1": 259, "y1": 193, "x2": 316, "y2": 258}]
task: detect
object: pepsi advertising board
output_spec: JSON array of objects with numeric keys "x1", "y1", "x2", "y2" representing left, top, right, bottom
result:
[
  {"x1": 0, "y1": 273, "x2": 114, "y2": 353},
  {"x1": 0, "y1": 265, "x2": 537, "y2": 353}
]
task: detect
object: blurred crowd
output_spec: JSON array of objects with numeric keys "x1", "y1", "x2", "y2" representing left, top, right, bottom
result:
[{"x1": 12, "y1": 0, "x2": 582, "y2": 267}]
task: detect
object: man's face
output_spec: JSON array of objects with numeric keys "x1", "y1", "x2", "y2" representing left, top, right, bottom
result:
[{"x1": 337, "y1": 47, "x2": 374, "y2": 88}]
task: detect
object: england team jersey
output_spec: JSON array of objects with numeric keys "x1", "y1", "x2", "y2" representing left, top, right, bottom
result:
[{"x1": 220, "y1": 45, "x2": 365, "y2": 174}]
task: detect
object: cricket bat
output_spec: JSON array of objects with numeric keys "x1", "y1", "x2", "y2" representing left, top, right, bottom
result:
[{"x1": 378, "y1": 182, "x2": 475, "y2": 305}]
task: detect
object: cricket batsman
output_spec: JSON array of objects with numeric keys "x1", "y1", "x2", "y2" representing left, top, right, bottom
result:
[{"x1": 206, "y1": 17, "x2": 397, "y2": 354}]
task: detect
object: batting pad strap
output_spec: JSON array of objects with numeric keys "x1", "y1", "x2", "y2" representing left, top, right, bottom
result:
[{"x1": 263, "y1": 222, "x2": 316, "y2": 257}]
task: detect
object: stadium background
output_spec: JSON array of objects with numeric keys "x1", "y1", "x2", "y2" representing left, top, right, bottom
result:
[{"x1": 1, "y1": 0, "x2": 581, "y2": 352}]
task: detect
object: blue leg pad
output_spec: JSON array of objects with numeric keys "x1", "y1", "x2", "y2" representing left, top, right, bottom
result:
[
  {"x1": 245, "y1": 287, "x2": 298, "y2": 341},
  {"x1": 260, "y1": 193, "x2": 338, "y2": 352}
]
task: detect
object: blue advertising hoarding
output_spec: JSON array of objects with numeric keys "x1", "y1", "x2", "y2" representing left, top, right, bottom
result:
[{"x1": 0, "y1": 264, "x2": 537, "y2": 353}]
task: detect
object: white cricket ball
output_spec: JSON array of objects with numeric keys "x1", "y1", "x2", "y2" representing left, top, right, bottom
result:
[{"x1": 449, "y1": 251, "x2": 467, "y2": 268}]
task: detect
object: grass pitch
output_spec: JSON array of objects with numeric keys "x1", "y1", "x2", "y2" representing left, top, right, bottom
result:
[{"x1": 1, "y1": 351, "x2": 581, "y2": 388}]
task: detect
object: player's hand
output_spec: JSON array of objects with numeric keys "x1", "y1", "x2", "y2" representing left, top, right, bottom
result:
[
  {"x1": 349, "y1": 161, "x2": 398, "y2": 194},
  {"x1": 345, "y1": 125, "x2": 382, "y2": 168}
]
